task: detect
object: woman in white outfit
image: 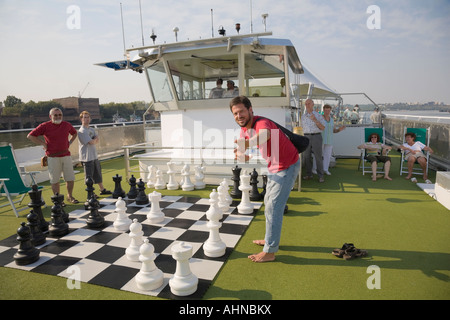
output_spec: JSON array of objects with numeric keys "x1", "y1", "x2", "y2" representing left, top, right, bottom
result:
[{"x1": 320, "y1": 104, "x2": 345, "y2": 175}]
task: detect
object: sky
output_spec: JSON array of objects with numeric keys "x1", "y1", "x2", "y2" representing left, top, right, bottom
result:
[{"x1": 1, "y1": 0, "x2": 449, "y2": 106}]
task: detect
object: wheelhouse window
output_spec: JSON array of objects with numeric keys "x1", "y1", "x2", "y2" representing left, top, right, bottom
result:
[
  {"x1": 146, "y1": 64, "x2": 173, "y2": 102},
  {"x1": 167, "y1": 55, "x2": 239, "y2": 100},
  {"x1": 245, "y1": 52, "x2": 286, "y2": 97}
]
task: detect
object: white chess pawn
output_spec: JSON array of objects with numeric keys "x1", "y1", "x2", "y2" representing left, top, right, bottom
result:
[
  {"x1": 237, "y1": 170, "x2": 253, "y2": 214},
  {"x1": 146, "y1": 165, "x2": 157, "y2": 188},
  {"x1": 166, "y1": 162, "x2": 179, "y2": 190},
  {"x1": 194, "y1": 165, "x2": 206, "y2": 189},
  {"x1": 181, "y1": 164, "x2": 194, "y2": 191},
  {"x1": 126, "y1": 219, "x2": 144, "y2": 261},
  {"x1": 169, "y1": 242, "x2": 198, "y2": 296},
  {"x1": 204, "y1": 190, "x2": 226, "y2": 258},
  {"x1": 113, "y1": 197, "x2": 132, "y2": 231},
  {"x1": 147, "y1": 191, "x2": 165, "y2": 223},
  {"x1": 135, "y1": 239, "x2": 164, "y2": 291},
  {"x1": 154, "y1": 169, "x2": 166, "y2": 190}
]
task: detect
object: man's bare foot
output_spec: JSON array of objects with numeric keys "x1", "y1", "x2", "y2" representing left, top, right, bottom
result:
[
  {"x1": 248, "y1": 252, "x2": 275, "y2": 263},
  {"x1": 253, "y1": 240, "x2": 265, "y2": 246},
  {"x1": 384, "y1": 176, "x2": 392, "y2": 181},
  {"x1": 405, "y1": 175, "x2": 412, "y2": 180}
]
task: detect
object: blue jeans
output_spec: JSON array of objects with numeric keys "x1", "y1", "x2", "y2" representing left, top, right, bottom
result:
[{"x1": 263, "y1": 159, "x2": 300, "y2": 253}]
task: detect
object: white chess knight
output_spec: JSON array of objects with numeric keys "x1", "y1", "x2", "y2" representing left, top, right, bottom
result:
[
  {"x1": 237, "y1": 170, "x2": 254, "y2": 214},
  {"x1": 146, "y1": 165, "x2": 157, "y2": 188},
  {"x1": 203, "y1": 190, "x2": 226, "y2": 257},
  {"x1": 135, "y1": 238, "x2": 164, "y2": 291},
  {"x1": 194, "y1": 165, "x2": 206, "y2": 189},
  {"x1": 154, "y1": 169, "x2": 166, "y2": 190},
  {"x1": 181, "y1": 164, "x2": 194, "y2": 191},
  {"x1": 147, "y1": 191, "x2": 165, "y2": 223},
  {"x1": 217, "y1": 180, "x2": 230, "y2": 213},
  {"x1": 113, "y1": 197, "x2": 132, "y2": 231},
  {"x1": 166, "y1": 161, "x2": 179, "y2": 190},
  {"x1": 169, "y1": 242, "x2": 198, "y2": 296},
  {"x1": 126, "y1": 219, "x2": 144, "y2": 261}
]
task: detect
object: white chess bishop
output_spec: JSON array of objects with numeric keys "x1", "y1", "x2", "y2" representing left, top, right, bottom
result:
[
  {"x1": 169, "y1": 242, "x2": 198, "y2": 296},
  {"x1": 203, "y1": 189, "x2": 226, "y2": 257},
  {"x1": 147, "y1": 191, "x2": 165, "y2": 223},
  {"x1": 135, "y1": 238, "x2": 164, "y2": 291},
  {"x1": 113, "y1": 197, "x2": 132, "y2": 231},
  {"x1": 166, "y1": 162, "x2": 179, "y2": 190}
]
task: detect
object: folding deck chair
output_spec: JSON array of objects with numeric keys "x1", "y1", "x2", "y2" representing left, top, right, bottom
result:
[
  {"x1": 400, "y1": 127, "x2": 431, "y2": 178},
  {"x1": 358, "y1": 127, "x2": 388, "y2": 175},
  {"x1": 0, "y1": 143, "x2": 43, "y2": 217}
]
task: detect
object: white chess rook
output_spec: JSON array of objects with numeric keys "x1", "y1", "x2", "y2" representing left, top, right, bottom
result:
[
  {"x1": 169, "y1": 242, "x2": 198, "y2": 296},
  {"x1": 135, "y1": 239, "x2": 164, "y2": 291},
  {"x1": 147, "y1": 191, "x2": 165, "y2": 223},
  {"x1": 237, "y1": 170, "x2": 254, "y2": 214},
  {"x1": 204, "y1": 190, "x2": 226, "y2": 257},
  {"x1": 113, "y1": 197, "x2": 132, "y2": 231},
  {"x1": 126, "y1": 219, "x2": 144, "y2": 261}
]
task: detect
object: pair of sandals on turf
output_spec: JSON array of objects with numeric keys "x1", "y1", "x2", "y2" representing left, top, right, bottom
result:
[{"x1": 332, "y1": 243, "x2": 368, "y2": 260}]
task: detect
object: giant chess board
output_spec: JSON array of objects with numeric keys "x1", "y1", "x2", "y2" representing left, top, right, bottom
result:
[{"x1": 0, "y1": 195, "x2": 262, "y2": 299}]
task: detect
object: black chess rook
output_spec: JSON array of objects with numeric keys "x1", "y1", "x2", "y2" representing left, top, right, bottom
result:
[
  {"x1": 112, "y1": 174, "x2": 126, "y2": 199},
  {"x1": 230, "y1": 165, "x2": 242, "y2": 199}
]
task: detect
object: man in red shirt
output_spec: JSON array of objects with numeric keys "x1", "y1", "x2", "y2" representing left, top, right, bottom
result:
[
  {"x1": 28, "y1": 107, "x2": 79, "y2": 204},
  {"x1": 230, "y1": 96, "x2": 300, "y2": 262}
]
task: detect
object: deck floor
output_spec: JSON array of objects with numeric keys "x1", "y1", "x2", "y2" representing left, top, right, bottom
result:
[{"x1": 1, "y1": 152, "x2": 449, "y2": 300}]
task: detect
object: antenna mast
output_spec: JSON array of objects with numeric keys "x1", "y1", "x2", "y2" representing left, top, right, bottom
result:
[
  {"x1": 120, "y1": 3, "x2": 126, "y2": 55},
  {"x1": 139, "y1": 0, "x2": 145, "y2": 46}
]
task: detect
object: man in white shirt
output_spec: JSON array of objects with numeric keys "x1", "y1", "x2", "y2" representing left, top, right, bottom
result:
[{"x1": 301, "y1": 99, "x2": 326, "y2": 182}]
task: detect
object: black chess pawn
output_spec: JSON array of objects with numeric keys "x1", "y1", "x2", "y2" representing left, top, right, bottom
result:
[
  {"x1": 27, "y1": 184, "x2": 49, "y2": 232},
  {"x1": 230, "y1": 165, "x2": 242, "y2": 199},
  {"x1": 27, "y1": 210, "x2": 46, "y2": 246},
  {"x1": 48, "y1": 200, "x2": 69, "y2": 237},
  {"x1": 127, "y1": 175, "x2": 138, "y2": 199},
  {"x1": 112, "y1": 174, "x2": 126, "y2": 199},
  {"x1": 86, "y1": 195, "x2": 105, "y2": 228},
  {"x1": 14, "y1": 222, "x2": 40, "y2": 266},
  {"x1": 260, "y1": 175, "x2": 267, "y2": 199},
  {"x1": 135, "y1": 179, "x2": 149, "y2": 205},
  {"x1": 52, "y1": 193, "x2": 69, "y2": 223},
  {"x1": 84, "y1": 177, "x2": 95, "y2": 209},
  {"x1": 249, "y1": 168, "x2": 261, "y2": 201}
]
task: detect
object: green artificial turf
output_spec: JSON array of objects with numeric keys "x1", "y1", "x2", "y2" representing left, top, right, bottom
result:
[{"x1": 1, "y1": 153, "x2": 449, "y2": 300}]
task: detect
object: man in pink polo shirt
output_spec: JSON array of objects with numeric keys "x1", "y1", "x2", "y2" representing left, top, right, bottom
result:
[
  {"x1": 28, "y1": 107, "x2": 79, "y2": 204},
  {"x1": 230, "y1": 96, "x2": 300, "y2": 262}
]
